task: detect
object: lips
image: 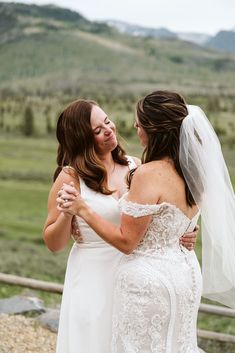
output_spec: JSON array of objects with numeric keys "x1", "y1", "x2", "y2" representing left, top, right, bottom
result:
[{"x1": 105, "y1": 134, "x2": 116, "y2": 142}]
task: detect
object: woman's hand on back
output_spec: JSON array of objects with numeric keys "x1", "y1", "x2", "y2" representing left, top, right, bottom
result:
[{"x1": 180, "y1": 224, "x2": 199, "y2": 251}]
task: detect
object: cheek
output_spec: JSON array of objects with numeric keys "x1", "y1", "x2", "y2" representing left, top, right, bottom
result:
[
  {"x1": 93, "y1": 134, "x2": 103, "y2": 147},
  {"x1": 138, "y1": 128, "x2": 148, "y2": 146},
  {"x1": 137, "y1": 127, "x2": 143, "y2": 139},
  {"x1": 110, "y1": 122, "x2": 116, "y2": 133}
]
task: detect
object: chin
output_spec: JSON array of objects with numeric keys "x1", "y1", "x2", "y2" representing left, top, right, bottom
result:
[
  {"x1": 139, "y1": 138, "x2": 146, "y2": 147},
  {"x1": 102, "y1": 139, "x2": 118, "y2": 153},
  {"x1": 110, "y1": 139, "x2": 118, "y2": 151}
]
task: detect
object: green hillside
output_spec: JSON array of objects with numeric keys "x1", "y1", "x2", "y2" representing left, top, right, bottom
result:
[{"x1": 1, "y1": 2, "x2": 235, "y2": 97}]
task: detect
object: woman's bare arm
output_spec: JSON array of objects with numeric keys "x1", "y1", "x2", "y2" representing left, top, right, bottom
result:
[{"x1": 43, "y1": 170, "x2": 80, "y2": 252}]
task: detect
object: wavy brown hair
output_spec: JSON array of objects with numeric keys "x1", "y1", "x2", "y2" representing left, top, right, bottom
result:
[
  {"x1": 54, "y1": 99, "x2": 128, "y2": 194},
  {"x1": 129, "y1": 90, "x2": 196, "y2": 207}
]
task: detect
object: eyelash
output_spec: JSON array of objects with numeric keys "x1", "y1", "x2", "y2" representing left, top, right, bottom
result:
[{"x1": 94, "y1": 121, "x2": 111, "y2": 134}]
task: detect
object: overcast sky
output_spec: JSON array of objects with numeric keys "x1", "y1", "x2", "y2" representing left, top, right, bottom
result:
[{"x1": 2, "y1": 0, "x2": 235, "y2": 35}]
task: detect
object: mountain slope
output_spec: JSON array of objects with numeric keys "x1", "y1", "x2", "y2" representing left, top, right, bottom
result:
[
  {"x1": 177, "y1": 32, "x2": 211, "y2": 45},
  {"x1": 0, "y1": 2, "x2": 112, "y2": 42},
  {"x1": 206, "y1": 30, "x2": 235, "y2": 53},
  {"x1": 106, "y1": 20, "x2": 176, "y2": 38},
  {"x1": 0, "y1": 2, "x2": 235, "y2": 96},
  {"x1": 106, "y1": 19, "x2": 235, "y2": 54}
]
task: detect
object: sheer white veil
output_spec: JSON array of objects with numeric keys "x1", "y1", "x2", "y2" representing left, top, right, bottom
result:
[{"x1": 179, "y1": 105, "x2": 235, "y2": 308}]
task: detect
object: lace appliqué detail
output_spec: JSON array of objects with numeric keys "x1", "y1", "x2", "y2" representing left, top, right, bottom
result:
[
  {"x1": 119, "y1": 198, "x2": 192, "y2": 255},
  {"x1": 119, "y1": 197, "x2": 160, "y2": 218},
  {"x1": 71, "y1": 216, "x2": 83, "y2": 243},
  {"x1": 111, "y1": 262, "x2": 171, "y2": 353}
]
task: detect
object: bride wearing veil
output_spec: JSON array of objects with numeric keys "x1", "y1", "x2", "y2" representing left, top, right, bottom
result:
[{"x1": 58, "y1": 90, "x2": 235, "y2": 352}]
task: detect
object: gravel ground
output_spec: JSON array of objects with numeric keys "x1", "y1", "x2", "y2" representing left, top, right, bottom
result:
[
  {"x1": 0, "y1": 314, "x2": 56, "y2": 353},
  {"x1": 0, "y1": 314, "x2": 208, "y2": 353}
]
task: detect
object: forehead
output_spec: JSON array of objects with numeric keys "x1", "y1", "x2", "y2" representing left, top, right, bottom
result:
[{"x1": 90, "y1": 105, "x2": 107, "y2": 128}]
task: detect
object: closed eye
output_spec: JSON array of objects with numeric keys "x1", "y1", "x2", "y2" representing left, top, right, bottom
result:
[{"x1": 93, "y1": 117, "x2": 111, "y2": 134}]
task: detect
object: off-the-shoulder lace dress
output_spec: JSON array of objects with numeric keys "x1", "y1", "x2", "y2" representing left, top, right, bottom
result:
[{"x1": 111, "y1": 195, "x2": 202, "y2": 353}]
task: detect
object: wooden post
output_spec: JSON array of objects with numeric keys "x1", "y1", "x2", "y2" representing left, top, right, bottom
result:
[
  {"x1": 0, "y1": 273, "x2": 63, "y2": 294},
  {"x1": 199, "y1": 303, "x2": 235, "y2": 318},
  {"x1": 198, "y1": 329, "x2": 235, "y2": 343}
]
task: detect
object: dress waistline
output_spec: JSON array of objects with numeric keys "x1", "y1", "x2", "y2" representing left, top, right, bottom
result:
[{"x1": 74, "y1": 241, "x2": 117, "y2": 250}]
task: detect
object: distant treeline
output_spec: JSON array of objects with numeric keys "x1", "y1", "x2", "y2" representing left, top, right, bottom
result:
[{"x1": 0, "y1": 94, "x2": 235, "y2": 148}]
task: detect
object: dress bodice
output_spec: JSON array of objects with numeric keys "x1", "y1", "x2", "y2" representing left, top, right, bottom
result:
[
  {"x1": 74, "y1": 179, "x2": 121, "y2": 245},
  {"x1": 71, "y1": 156, "x2": 137, "y2": 246},
  {"x1": 119, "y1": 195, "x2": 200, "y2": 256}
]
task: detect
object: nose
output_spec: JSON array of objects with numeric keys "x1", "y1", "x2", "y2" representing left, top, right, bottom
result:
[
  {"x1": 134, "y1": 121, "x2": 138, "y2": 129},
  {"x1": 104, "y1": 126, "x2": 113, "y2": 135}
]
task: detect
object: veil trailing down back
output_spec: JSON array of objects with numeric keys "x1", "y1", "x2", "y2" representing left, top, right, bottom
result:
[{"x1": 179, "y1": 105, "x2": 235, "y2": 308}]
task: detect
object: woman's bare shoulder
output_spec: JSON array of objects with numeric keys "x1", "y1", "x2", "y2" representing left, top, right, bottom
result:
[
  {"x1": 134, "y1": 160, "x2": 170, "y2": 178},
  {"x1": 50, "y1": 168, "x2": 80, "y2": 195}
]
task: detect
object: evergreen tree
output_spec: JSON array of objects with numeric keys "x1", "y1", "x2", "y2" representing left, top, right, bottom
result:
[
  {"x1": 46, "y1": 115, "x2": 53, "y2": 134},
  {"x1": 22, "y1": 106, "x2": 35, "y2": 136}
]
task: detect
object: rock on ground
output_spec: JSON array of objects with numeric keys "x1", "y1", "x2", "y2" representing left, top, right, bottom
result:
[{"x1": 0, "y1": 295, "x2": 45, "y2": 315}]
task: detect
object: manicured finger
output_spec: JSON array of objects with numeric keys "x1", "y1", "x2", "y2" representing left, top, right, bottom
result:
[
  {"x1": 62, "y1": 184, "x2": 75, "y2": 193},
  {"x1": 182, "y1": 234, "x2": 196, "y2": 239},
  {"x1": 62, "y1": 194, "x2": 76, "y2": 201},
  {"x1": 62, "y1": 184, "x2": 78, "y2": 196},
  {"x1": 62, "y1": 200, "x2": 73, "y2": 207},
  {"x1": 180, "y1": 235, "x2": 195, "y2": 242},
  {"x1": 181, "y1": 240, "x2": 196, "y2": 246},
  {"x1": 56, "y1": 197, "x2": 64, "y2": 204}
]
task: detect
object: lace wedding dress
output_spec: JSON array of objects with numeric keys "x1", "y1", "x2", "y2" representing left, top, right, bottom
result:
[{"x1": 111, "y1": 196, "x2": 202, "y2": 353}]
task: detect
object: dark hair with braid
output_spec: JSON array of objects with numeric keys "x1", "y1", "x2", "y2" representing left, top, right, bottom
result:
[
  {"x1": 128, "y1": 90, "x2": 196, "y2": 207},
  {"x1": 54, "y1": 99, "x2": 128, "y2": 195}
]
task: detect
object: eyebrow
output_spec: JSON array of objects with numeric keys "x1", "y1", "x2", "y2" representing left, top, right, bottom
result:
[{"x1": 92, "y1": 116, "x2": 108, "y2": 131}]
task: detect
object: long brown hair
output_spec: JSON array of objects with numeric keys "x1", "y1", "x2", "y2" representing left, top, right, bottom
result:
[
  {"x1": 131, "y1": 90, "x2": 196, "y2": 206},
  {"x1": 54, "y1": 99, "x2": 128, "y2": 194}
]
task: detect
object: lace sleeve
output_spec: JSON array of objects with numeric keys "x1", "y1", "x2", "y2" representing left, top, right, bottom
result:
[{"x1": 119, "y1": 197, "x2": 159, "y2": 218}]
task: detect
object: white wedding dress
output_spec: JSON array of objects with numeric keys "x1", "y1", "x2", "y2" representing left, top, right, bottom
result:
[
  {"x1": 56, "y1": 158, "x2": 136, "y2": 353},
  {"x1": 111, "y1": 196, "x2": 202, "y2": 353}
]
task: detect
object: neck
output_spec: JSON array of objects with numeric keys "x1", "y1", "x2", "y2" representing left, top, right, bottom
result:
[{"x1": 98, "y1": 152, "x2": 115, "y2": 173}]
